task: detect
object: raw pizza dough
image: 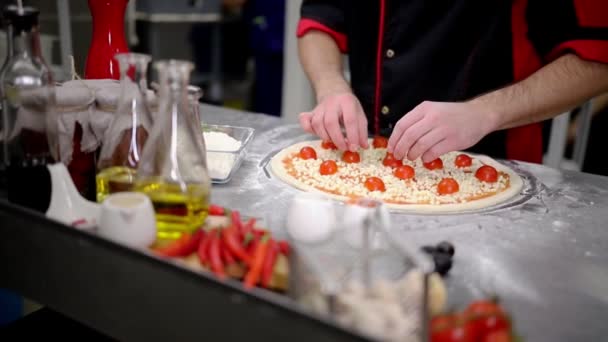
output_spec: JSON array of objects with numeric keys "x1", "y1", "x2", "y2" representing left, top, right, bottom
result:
[{"x1": 269, "y1": 139, "x2": 524, "y2": 213}]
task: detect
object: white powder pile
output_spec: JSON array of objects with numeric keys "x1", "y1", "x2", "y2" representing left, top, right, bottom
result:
[{"x1": 204, "y1": 131, "x2": 243, "y2": 180}]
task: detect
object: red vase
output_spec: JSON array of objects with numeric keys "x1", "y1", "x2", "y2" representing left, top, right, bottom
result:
[{"x1": 84, "y1": 0, "x2": 130, "y2": 80}]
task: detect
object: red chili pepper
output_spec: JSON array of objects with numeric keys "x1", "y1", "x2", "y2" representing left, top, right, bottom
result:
[
  {"x1": 244, "y1": 234, "x2": 270, "y2": 289},
  {"x1": 197, "y1": 231, "x2": 212, "y2": 266},
  {"x1": 222, "y1": 226, "x2": 252, "y2": 266},
  {"x1": 242, "y1": 217, "x2": 256, "y2": 236},
  {"x1": 231, "y1": 211, "x2": 243, "y2": 236},
  {"x1": 221, "y1": 239, "x2": 236, "y2": 265},
  {"x1": 261, "y1": 240, "x2": 279, "y2": 288},
  {"x1": 208, "y1": 204, "x2": 225, "y2": 216},
  {"x1": 247, "y1": 235, "x2": 260, "y2": 256},
  {"x1": 278, "y1": 240, "x2": 291, "y2": 256},
  {"x1": 155, "y1": 230, "x2": 204, "y2": 257},
  {"x1": 252, "y1": 228, "x2": 267, "y2": 239},
  {"x1": 209, "y1": 230, "x2": 226, "y2": 279}
]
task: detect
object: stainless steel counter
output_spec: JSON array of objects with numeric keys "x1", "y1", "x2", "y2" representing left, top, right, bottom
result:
[{"x1": 202, "y1": 104, "x2": 608, "y2": 342}]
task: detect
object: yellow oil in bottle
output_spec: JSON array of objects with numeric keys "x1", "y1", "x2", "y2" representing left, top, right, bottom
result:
[
  {"x1": 96, "y1": 166, "x2": 137, "y2": 202},
  {"x1": 134, "y1": 177, "x2": 209, "y2": 240}
]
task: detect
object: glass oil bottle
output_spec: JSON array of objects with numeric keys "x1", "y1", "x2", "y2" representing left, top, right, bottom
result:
[
  {"x1": 0, "y1": 5, "x2": 57, "y2": 212},
  {"x1": 135, "y1": 60, "x2": 211, "y2": 240},
  {"x1": 96, "y1": 53, "x2": 152, "y2": 202}
]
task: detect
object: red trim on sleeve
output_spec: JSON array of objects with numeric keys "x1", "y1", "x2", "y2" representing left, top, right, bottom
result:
[
  {"x1": 508, "y1": 0, "x2": 543, "y2": 164},
  {"x1": 297, "y1": 18, "x2": 348, "y2": 53},
  {"x1": 373, "y1": 0, "x2": 387, "y2": 136},
  {"x1": 546, "y1": 39, "x2": 608, "y2": 64},
  {"x1": 573, "y1": 0, "x2": 608, "y2": 27}
]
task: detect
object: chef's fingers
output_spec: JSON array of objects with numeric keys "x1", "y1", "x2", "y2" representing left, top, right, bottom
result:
[
  {"x1": 406, "y1": 128, "x2": 446, "y2": 161},
  {"x1": 299, "y1": 112, "x2": 314, "y2": 134},
  {"x1": 340, "y1": 99, "x2": 362, "y2": 151},
  {"x1": 311, "y1": 107, "x2": 331, "y2": 142},
  {"x1": 324, "y1": 100, "x2": 348, "y2": 150},
  {"x1": 357, "y1": 106, "x2": 369, "y2": 148},
  {"x1": 388, "y1": 104, "x2": 425, "y2": 153},
  {"x1": 392, "y1": 118, "x2": 433, "y2": 160},
  {"x1": 421, "y1": 139, "x2": 452, "y2": 163}
]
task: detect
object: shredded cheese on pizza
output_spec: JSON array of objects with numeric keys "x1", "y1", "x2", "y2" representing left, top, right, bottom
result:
[{"x1": 284, "y1": 146, "x2": 510, "y2": 205}]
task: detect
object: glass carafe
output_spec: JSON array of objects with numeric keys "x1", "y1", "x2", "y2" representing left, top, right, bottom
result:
[
  {"x1": 135, "y1": 60, "x2": 211, "y2": 240},
  {"x1": 96, "y1": 52, "x2": 152, "y2": 202},
  {"x1": 0, "y1": 5, "x2": 57, "y2": 212}
]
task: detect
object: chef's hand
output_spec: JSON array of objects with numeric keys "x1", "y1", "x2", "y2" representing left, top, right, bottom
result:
[
  {"x1": 299, "y1": 92, "x2": 369, "y2": 151},
  {"x1": 387, "y1": 101, "x2": 497, "y2": 162}
]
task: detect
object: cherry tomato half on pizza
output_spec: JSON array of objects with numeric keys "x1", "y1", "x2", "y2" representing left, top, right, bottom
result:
[
  {"x1": 364, "y1": 177, "x2": 386, "y2": 192},
  {"x1": 342, "y1": 151, "x2": 361, "y2": 163},
  {"x1": 475, "y1": 165, "x2": 498, "y2": 183},
  {"x1": 321, "y1": 140, "x2": 338, "y2": 150},
  {"x1": 299, "y1": 146, "x2": 317, "y2": 160},
  {"x1": 438, "y1": 178, "x2": 459, "y2": 195},
  {"x1": 424, "y1": 158, "x2": 444, "y2": 170},
  {"x1": 319, "y1": 160, "x2": 338, "y2": 175},
  {"x1": 394, "y1": 165, "x2": 415, "y2": 180},
  {"x1": 373, "y1": 135, "x2": 389, "y2": 148},
  {"x1": 455, "y1": 154, "x2": 472, "y2": 168},
  {"x1": 383, "y1": 152, "x2": 403, "y2": 168}
]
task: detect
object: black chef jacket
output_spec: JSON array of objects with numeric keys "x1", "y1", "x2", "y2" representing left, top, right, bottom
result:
[{"x1": 297, "y1": 0, "x2": 608, "y2": 163}]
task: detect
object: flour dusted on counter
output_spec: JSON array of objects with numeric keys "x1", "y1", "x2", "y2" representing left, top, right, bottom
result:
[{"x1": 204, "y1": 131, "x2": 242, "y2": 180}]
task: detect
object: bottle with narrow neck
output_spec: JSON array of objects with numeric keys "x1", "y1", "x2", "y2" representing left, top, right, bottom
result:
[
  {"x1": 84, "y1": 0, "x2": 129, "y2": 79},
  {"x1": 96, "y1": 52, "x2": 152, "y2": 202},
  {"x1": 1, "y1": 5, "x2": 57, "y2": 212},
  {"x1": 135, "y1": 60, "x2": 211, "y2": 240}
]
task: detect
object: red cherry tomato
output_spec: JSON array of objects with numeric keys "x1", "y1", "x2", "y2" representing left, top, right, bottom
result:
[
  {"x1": 383, "y1": 152, "x2": 403, "y2": 168},
  {"x1": 321, "y1": 140, "x2": 338, "y2": 150},
  {"x1": 394, "y1": 165, "x2": 415, "y2": 180},
  {"x1": 424, "y1": 158, "x2": 444, "y2": 170},
  {"x1": 455, "y1": 154, "x2": 473, "y2": 168},
  {"x1": 438, "y1": 178, "x2": 459, "y2": 195},
  {"x1": 431, "y1": 321, "x2": 476, "y2": 342},
  {"x1": 464, "y1": 300, "x2": 506, "y2": 319},
  {"x1": 342, "y1": 151, "x2": 361, "y2": 163},
  {"x1": 319, "y1": 160, "x2": 338, "y2": 175},
  {"x1": 364, "y1": 177, "x2": 386, "y2": 192},
  {"x1": 462, "y1": 300, "x2": 509, "y2": 340},
  {"x1": 475, "y1": 165, "x2": 498, "y2": 183},
  {"x1": 372, "y1": 135, "x2": 389, "y2": 148},
  {"x1": 482, "y1": 330, "x2": 512, "y2": 342},
  {"x1": 299, "y1": 146, "x2": 317, "y2": 160}
]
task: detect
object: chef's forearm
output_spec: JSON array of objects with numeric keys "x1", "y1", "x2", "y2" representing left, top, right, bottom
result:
[
  {"x1": 469, "y1": 53, "x2": 608, "y2": 131},
  {"x1": 298, "y1": 31, "x2": 351, "y2": 102}
]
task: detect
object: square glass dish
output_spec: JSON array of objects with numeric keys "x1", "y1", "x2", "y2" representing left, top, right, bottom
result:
[{"x1": 201, "y1": 124, "x2": 255, "y2": 184}]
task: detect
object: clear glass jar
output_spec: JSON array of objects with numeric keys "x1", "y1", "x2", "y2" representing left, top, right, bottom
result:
[
  {"x1": 0, "y1": 5, "x2": 57, "y2": 212},
  {"x1": 135, "y1": 60, "x2": 211, "y2": 240},
  {"x1": 96, "y1": 52, "x2": 153, "y2": 202}
]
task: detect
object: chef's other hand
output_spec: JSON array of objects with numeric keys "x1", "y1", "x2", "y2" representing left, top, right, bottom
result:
[
  {"x1": 387, "y1": 101, "x2": 496, "y2": 163},
  {"x1": 299, "y1": 92, "x2": 369, "y2": 151}
]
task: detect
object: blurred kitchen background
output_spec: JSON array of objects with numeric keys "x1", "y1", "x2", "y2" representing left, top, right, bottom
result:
[
  {"x1": 0, "y1": 0, "x2": 606, "y2": 177},
  {"x1": 0, "y1": 0, "x2": 314, "y2": 120}
]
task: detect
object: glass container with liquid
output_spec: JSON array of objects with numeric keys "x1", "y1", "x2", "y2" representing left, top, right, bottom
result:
[
  {"x1": 96, "y1": 52, "x2": 152, "y2": 202},
  {"x1": 135, "y1": 60, "x2": 211, "y2": 240},
  {"x1": 0, "y1": 5, "x2": 57, "y2": 212}
]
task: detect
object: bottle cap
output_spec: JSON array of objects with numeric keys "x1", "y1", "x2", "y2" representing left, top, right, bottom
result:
[{"x1": 3, "y1": 5, "x2": 39, "y2": 33}]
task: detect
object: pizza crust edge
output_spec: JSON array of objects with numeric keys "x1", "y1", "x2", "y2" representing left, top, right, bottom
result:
[{"x1": 269, "y1": 139, "x2": 524, "y2": 213}]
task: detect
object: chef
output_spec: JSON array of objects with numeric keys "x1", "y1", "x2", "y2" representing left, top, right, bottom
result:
[{"x1": 296, "y1": 0, "x2": 608, "y2": 164}]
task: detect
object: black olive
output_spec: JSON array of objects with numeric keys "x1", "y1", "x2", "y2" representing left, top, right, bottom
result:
[
  {"x1": 436, "y1": 241, "x2": 455, "y2": 257},
  {"x1": 433, "y1": 253, "x2": 453, "y2": 276}
]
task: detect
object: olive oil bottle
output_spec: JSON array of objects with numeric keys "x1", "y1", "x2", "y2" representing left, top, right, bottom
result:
[
  {"x1": 96, "y1": 53, "x2": 152, "y2": 202},
  {"x1": 135, "y1": 60, "x2": 211, "y2": 240}
]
